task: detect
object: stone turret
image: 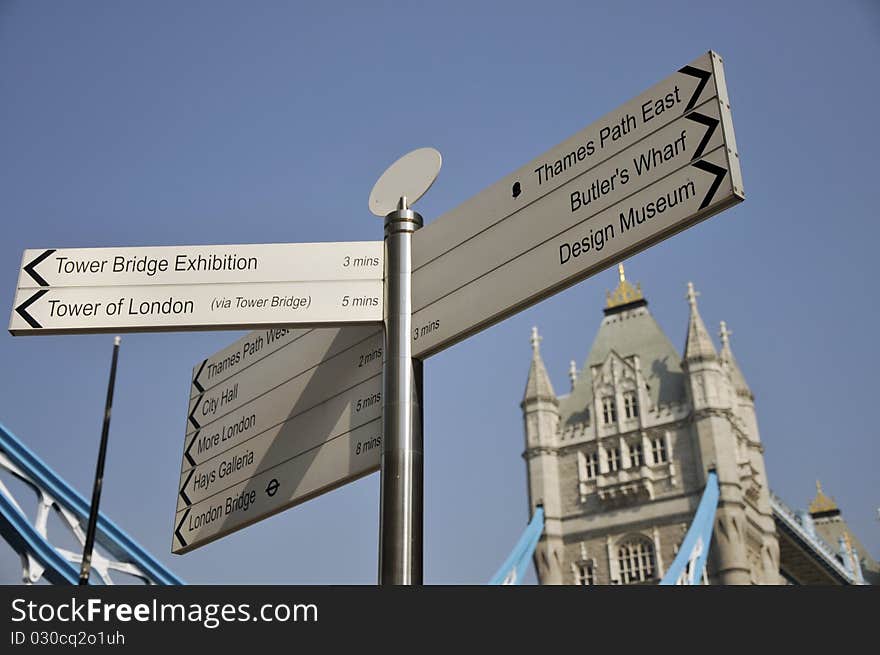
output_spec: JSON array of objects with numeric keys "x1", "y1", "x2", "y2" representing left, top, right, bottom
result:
[
  {"x1": 719, "y1": 321, "x2": 779, "y2": 581},
  {"x1": 683, "y1": 282, "x2": 751, "y2": 584},
  {"x1": 521, "y1": 327, "x2": 564, "y2": 584}
]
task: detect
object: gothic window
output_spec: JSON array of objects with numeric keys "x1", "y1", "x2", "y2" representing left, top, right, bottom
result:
[
  {"x1": 629, "y1": 442, "x2": 644, "y2": 468},
  {"x1": 607, "y1": 447, "x2": 621, "y2": 472},
  {"x1": 623, "y1": 391, "x2": 639, "y2": 419},
  {"x1": 651, "y1": 437, "x2": 668, "y2": 464},
  {"x1": 617, "y1": 538, "x2": 656, "y2": 584},
  {"x1": 578, "y1": 450, "x2": 598, "y2": 484},
  {"x1": 584, "y1": 451, "x2": 597, "y2": 479},
  {"x1": 602, "y1": 397, "x2": 617, "y2": 424},
  {"x1": 575, "y1": 562, "x2": 595, "y2": 585}
]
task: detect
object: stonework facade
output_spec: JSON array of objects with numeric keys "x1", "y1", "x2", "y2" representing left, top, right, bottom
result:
[{"x1": 522, "y1": 265, "x2": 782, "y2": 584}]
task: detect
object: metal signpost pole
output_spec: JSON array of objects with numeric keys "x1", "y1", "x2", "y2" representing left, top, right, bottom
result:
[
  {"x1": 379, "y1": 197, "x2": 423, "y2": 585},
  {"x1": 79, "y1": 335, "x2": 121, "y2": 585}
]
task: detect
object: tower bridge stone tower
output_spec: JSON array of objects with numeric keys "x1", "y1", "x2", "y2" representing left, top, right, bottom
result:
[{"x1": 521, "y1": 264, "x2": 780, "y2": 584}]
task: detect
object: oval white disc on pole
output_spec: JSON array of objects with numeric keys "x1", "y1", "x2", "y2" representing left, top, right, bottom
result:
[{"x1": 369, "y1": 147, "x2": 442, "y2": 217}]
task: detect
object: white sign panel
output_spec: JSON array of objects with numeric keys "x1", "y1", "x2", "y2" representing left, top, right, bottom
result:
[
  {"x1": 9, "y1": 242, "x2": 384, "y2": 335},
  {"x1": 173, "y1": 325, "x2": 383, "y2": 552},
  {"x1": 9, "y1": 280, "x2": 382, "y2": 335},
  {"x1": 16, "y1": 241, "x2": 382, "y2": 288},
  {"x1": 408, "y1": 50, "x2": 743, "y2": 357}
]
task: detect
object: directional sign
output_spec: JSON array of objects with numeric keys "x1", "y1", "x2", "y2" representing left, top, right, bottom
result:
[
  {"x1": 10, "y1": 280, "x2": 382, "y2": 335},
  {"x1": 16, "y1": 242, "x2": 382, "y2": 288},
  {"x1": 173, "y1": 417, "x2": 382, "y2": 553},
  {"x1": 173, "y1": 325, "x2": 384, "y2": 553},
  {"x1": 9, "y1": 242, "x2": 383, "y2": 335},
  {"x1": 407, "y1": 50, "x2": 743, "y2": 357},
  {"x1": 171, "y1": 51, "x2": 745, "y2": 551}
]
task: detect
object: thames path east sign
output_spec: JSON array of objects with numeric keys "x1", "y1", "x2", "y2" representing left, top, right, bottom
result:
[
  {"x1": 407, "y1": 51, "x2": 742, "y2": 357},
  {"x1": 9, "y1": 242, "x2": 383, "y2": 335}
]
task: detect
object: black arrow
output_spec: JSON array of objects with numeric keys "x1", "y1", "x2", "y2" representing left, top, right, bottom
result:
[
  {"x1": 188, "y1": 396, "x2": 202, "y2": 430},
  {"x1": 184, "y1": 432, "x2": 198, "y2": 467},
  {"x1": 175, "y1": 509, "x2": 190, "y2": 548},
  {"x1": 679, "y1": 65, "x2": 712, "y2": 112},
  {"x1": 23, "y1": 249, "x2": 55, "y2": 287},
  {"x1": 192, "y1": 359, "x2": 207, "y2": 393},
  {"x1": 15, "y1": 290, "x2": 48, "y2": 329},
  {"x1": 685, "y1": 112, "x2": 719, "y2": 160},
  {"x1": 692, "y1": 160, "x2": 728, "y2": 210},
  {"x1": 179, "y1": 469, "x2": 194, "y2": 507}
]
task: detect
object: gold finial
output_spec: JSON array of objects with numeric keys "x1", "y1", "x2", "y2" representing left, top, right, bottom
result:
[
  {"x1": 809, "y1": 480, "x2": 839, "y2": 515},
  {"x1": 606, "y1": 262, "x2": 644, "y2": 309}
]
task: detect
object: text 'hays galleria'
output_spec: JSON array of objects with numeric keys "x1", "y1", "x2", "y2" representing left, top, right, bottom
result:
[{"x1": 521, "y1": 265, "x2": 877, "y2": 585}]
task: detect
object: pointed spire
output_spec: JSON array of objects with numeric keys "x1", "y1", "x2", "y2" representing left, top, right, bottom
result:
[
  {"x1": 809, "y1": 480, "x2": 840, "y2": 516},
  {"x1": 523, "y1": 326, "x2": 556, "y2": 403},
  {"x1": 568, "y1": 360, "x2": 577, "y2": 390},
  {"x1": 684, "y1": 282, "x2": 718, "y2": 363},
  {"x1": 719, "y1": 321, "x2": 752, "y2": 399}
]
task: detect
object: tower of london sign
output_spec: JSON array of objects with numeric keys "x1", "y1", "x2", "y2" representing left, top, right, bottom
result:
[{"x1": 9, "y1": 242, "x2": 383, "y2": 334}]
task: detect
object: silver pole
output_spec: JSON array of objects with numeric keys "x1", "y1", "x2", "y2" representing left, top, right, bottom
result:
[{"x1": 379, "y1": 196, "x2": 423, "y2": 585}]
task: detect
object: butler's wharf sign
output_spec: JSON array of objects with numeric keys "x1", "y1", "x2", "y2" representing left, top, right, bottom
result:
[{"x1": 406, "y1": 51, "x2": 742, "y2": 357}]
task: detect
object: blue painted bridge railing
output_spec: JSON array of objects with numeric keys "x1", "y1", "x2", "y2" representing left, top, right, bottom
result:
[
  {"x1": 488, "y1": 507, "x2": 544, "y2": 585},
  {"x1": 659, "y1": 471, "x2": 719, "y2": 585},
  {"x1": 0, "y1": 421, "x2": 183, "y2": 585}
]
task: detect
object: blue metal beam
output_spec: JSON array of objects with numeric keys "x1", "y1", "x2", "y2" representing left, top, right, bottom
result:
[{"x1": 0, "y1": 421, "x2": 183, "y2": 585}]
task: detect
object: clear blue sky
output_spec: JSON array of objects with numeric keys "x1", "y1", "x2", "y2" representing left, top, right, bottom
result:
[{"x1": 1, "y1": 1, "x2": 877, "y2": 584}]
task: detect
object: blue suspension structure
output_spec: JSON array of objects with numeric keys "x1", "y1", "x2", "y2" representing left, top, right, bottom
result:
[
  {"x1": 0, "y1": 421, "x2": 183, "y2": 585},
  {"x1": 488, "y1": 506, "x2": 544, "y2": 585},
  {"x1": 660, "y1": 470, "x2": 719, "y2": 585}
]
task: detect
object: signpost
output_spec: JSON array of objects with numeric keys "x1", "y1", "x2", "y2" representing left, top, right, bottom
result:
[
  {"x1": 171, "y1": 50, "x2": 743, "y2": 566},
  {"x1": 173, "y1": 325, "x2": 383, "y2": 552},
  {"x1": 10, "y1": 242, "x2": 383, "y2": 334},
  {"x1": 8, "y1": 51, "x2": 745, "y2": 584}
]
